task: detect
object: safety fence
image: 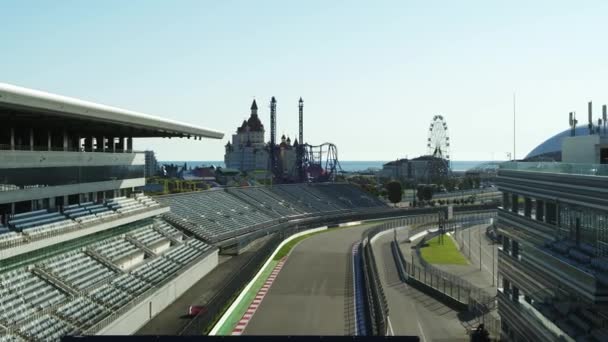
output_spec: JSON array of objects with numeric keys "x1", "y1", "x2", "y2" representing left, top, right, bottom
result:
[
  {"x1": 179, "y1": 233, "x2": 283, "y2": 335},
  {"x1": 391, "y1": 213, "x2": 501, "y2": 339},
  {"x1": 179, "y1": 222, "x2": 319, "y2": 335}
]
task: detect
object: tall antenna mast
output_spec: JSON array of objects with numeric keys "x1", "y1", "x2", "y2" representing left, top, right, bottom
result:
[
  {"x1": 298, "y1": 97, "x2": 305, "y2": 182},
  {"x1": 603, "y1": 104, "x2": 607, "y2": 135},
  {"x1": 513, "y1": 92, "x2": 516, "y2": 161}
]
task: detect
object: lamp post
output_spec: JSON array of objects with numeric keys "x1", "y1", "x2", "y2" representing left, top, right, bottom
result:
[{"x1": 479, "y1": 225, "x2": 482, "y2": 271}]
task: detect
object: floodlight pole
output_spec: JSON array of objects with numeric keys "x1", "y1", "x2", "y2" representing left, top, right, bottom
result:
[{"x1": 479, "y1": 226, "x2": 482, "y2": 271}]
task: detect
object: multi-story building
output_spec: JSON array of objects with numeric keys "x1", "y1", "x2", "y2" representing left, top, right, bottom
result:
[
  {"x1": 144, "y1": 150, "x2": 159, "y2": 178},
  {"x1": 379, "y1": 155, "x2": 449, "y2": 183},
  {"x1": 496, "y1": 133, "x2": 608, "y2": 341},
  {"x1": 0, "y1": 82, "x2": 223, "y2": 336}
]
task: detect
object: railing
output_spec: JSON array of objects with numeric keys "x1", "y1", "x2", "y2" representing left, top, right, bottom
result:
[
  {"x1": 0, "y1": 144, "x2": 140, "y2": 154},
  {"x1": 499, "y1": 161, "x2": 608, "y2": 177},
  {"x1": 84, "y1": 247, "x2": 217, "y2": 335},
  {"x1": 0, "y1": 205, "x2": 168, "y2": 252},
  {"x1": 179, "y1": 226, "x2": 309, "y2": 335},
  {"x1": 390, "y1": 213, "x2": 501, "y2": 339}
]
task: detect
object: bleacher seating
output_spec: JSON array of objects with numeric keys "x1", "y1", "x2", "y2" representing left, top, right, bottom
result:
[
  {"x1": 163, "y1": 238, "x2": 211, "y2": 265},
  {"x1": 0, "y1": 334, "x2": 24, "y2": 342},
  {"x1": 111, "y1": 273, "x2": 151, "y2": 297},
  {"x1": 17, "y1": 314, "x2": 77, "y2": 341},
  {"x1": 227, "y1": 187, "x2": 303, "y2": 218},
  {"x1": 0, "y1": 269, "x2": 67, "y2": 324},
  {"x1": 129, "y1": 225, "x2": 168, "y2": 247},
  {"x1": 106, "y1": 197, "x2": 147, "y2": 214},
  {"x1": 41, "y1": 251, "x2": 116, "y2": 290},
  {"x1": 135, "y1": 194, "x2": 161, "y2": 208},
  {"x1": 153, "y1": 219, "x2": 184, "y2": 241},
  {"x1": 55, "y1": 297, "x2": 108, "y2": 330},
  {"x1": 132, "y1": 256, "x2": 180, "y2": 284},
  {"x1": 0, "y1": 225, "x2": 23, "y2": 246},
  {"x1": 65, "y1": 202, "x2": 117, "y2": 224},
  {"x1": 160, "y1": 190, "x2": 276, "y2": 242},
  {"x1": 9, "y1": 209, "x2": 77, "y2": 238},
  {"x1": 0, "y1": 217, "x2": 212, "y2": 338},
  {"x1": 89, "y1": 283, "x2": 133, "y2": 310},
  {"x1": 92, "y1": 236, "x2": 141, "y2": 262},
  {"x1": 158, "y1": 183, "x2": 387, "y2": 242}
]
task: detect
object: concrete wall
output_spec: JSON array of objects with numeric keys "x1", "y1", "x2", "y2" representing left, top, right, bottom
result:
[
  {"x1": 98, "y1": 249, "x2": 219, "y2": 335},
  {"x1": 0, "y1": 178, "x2": 145, "y2": 205},
  {"x1": 562, "y1": 135, "x2": 601, "y2": 163},
  {"x1": 0, "y1": 206, "x2": 169, "y2": 260},
  {"x1": 150, "y1": 239, "x2": 171, "y2": 254},
  {"x1": 116, "y1": 252, "x2": 146, "y2": 271},
  {"x1": 0, "y1": 150, "x2": 144, "y2": 169}
]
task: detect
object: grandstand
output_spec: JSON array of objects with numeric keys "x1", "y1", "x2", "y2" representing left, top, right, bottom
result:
[
  {"x1": 0, "y1": 83, "x2": 400, "y2": 339},
  {"x1": 158, "y1": 183, "x2": 389, "y2": 245},
  {"x1": 0, "y1": 83, "x2": 223, "y2": 338}
]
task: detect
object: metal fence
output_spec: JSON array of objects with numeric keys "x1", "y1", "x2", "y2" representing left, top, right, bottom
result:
[{"x1": 390, "y1": 213, "x2": 502, "y2": 339}]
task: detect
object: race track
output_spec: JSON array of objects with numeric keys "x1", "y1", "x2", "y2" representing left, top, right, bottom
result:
[{"x1": 244, "y1": 225, "x2": 371, "y2": 335}]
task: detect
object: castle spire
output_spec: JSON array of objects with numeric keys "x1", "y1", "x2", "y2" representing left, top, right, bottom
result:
[{"x1": 251, "y1": 99, "x2": 258, "y2": 115}]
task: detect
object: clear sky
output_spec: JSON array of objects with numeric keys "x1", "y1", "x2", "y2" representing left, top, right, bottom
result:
[{"x1": 2, "y1": 0, "x2": 608, "y2": 161}]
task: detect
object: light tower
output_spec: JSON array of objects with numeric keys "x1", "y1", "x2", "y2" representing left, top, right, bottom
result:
[
  {"x1": 298, "y1": 97, "x2": 305, "y2": 182},
  {"x1": 269, "y1": 97, "x2": 279, "y2": 180}
]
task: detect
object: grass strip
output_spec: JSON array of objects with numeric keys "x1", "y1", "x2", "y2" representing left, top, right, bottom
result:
[
  {"x1": 216, "y1": 260, "x2": 279, "y2": 335},
  {"x1": 420, "y1": 234, "x2": 468, "y2": 265}
]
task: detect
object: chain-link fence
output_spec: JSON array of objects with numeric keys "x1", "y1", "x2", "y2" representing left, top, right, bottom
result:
[{"x1": 390, "y1": 212, "x2": 502, "y2": 339}]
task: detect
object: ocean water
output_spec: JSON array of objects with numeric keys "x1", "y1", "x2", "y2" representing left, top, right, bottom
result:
[{"x1": 160, "y1": 160, "x2": 496, "y2": 172}]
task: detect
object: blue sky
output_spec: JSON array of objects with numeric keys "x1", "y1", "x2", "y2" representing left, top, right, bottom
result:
[{"x1": 2, "y1": 1, "x2": 608, "y2": 161}]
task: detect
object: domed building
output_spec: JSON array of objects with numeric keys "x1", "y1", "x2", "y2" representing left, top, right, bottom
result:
[{"x1": 525, "y1": 126, "x2": 591, "y2": 161}]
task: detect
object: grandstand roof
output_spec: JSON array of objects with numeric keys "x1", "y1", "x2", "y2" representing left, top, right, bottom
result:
[{"x1": 0, "y1": 82, "x2": 224, "y2": 139}]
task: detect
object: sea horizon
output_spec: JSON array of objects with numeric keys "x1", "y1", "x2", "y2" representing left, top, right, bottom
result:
[{"x1": 159, "y1": 160, "x2": 504, "y2": 172}]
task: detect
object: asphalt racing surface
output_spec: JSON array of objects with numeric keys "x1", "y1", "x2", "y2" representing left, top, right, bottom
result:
[
  {"x1": 243, "y1": 225, "x2": 371, "y2": 335},
  {"x1": 374, "y1": 228, "x2": 471, "y2": 341}
]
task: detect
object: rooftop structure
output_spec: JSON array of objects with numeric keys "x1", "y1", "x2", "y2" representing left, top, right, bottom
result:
[{"x1": 0, "y1": 83, "x2": 222, "y2": 337}]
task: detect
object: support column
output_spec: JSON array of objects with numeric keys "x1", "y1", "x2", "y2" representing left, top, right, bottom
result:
[
  {"x1": 10, "y1": 202, "x2": 15, "y2": 215},
  {"x1": 127, "y1": 137, "x2": 133, "y2": 152},
  {"x1": 47, "y1": 130, "x2": 52, "y2": 151},
  {"x1": 63, "y1": 130, "x2": 68, "y2": 151},
  {"x1": 536, "y1": 199, "x2": 544, "y2": 221},
  {"x1": 115, "y1": 137, "x2": 122, "y2": 152},
  {"x1": 10, "y1": 127, "x2": 15, "y2": 150},
  {"x1": 29, "y1": 128, "x2": 34, "y2": 151}
]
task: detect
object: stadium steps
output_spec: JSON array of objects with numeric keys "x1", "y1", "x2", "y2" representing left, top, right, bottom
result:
[
  {"x1": 226, "y1": 190, "x2": 283, "y2": 218},
  {"x1": 31, "y1": 267, "x2": 80, "y2": 297},
  {"x1": 125, "y1": 235, "x2": 157, "y2": 258},
  {"x1": 85, "y1": 249, "x2": 124, "y2": 274}
]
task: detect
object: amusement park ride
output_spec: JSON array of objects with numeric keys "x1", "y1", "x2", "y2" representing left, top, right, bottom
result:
[
  {"x1": 268, "y1": 97, "x2": 342, "y2": 183},
  {"x1": 427, "y1": 115, "x2": 452, "y2": 179}
]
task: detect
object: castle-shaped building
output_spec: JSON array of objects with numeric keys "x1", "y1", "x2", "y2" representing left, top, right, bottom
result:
[{"x1": 224, "y1": 100, "x2": 298, "y2": 178}]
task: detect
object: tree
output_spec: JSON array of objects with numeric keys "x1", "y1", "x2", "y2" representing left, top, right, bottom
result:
[
  {"x1": 416, "y1": 185, "x2": 425, "y2": 202},
  {"x1": 386, "y1": 181, "x2": 402, "y2": 207},
  {"x1": 422, "y1": 186, "x2": 434, "y2": 201}
]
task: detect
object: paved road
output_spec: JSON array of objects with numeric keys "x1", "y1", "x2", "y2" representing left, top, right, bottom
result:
[
  {"x1": 373, "y1": 228, "x2": 470, "y2": 341},
  {"x1": 244, "y1": 225, "x2": 374, "y2": 335},
  {"x1": 136, "y1": 235, "x2": 274, "y2": 335},
  {"x1": 452, "y1": 224, "x2": 499, "y2": 293}
]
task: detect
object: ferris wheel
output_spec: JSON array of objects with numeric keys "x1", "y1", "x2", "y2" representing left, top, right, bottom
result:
[{"x1": 427, "y1": 115, "x2": 450, "y2": 160}]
